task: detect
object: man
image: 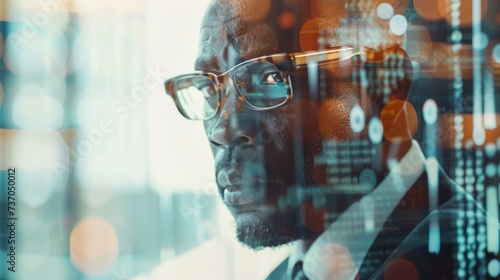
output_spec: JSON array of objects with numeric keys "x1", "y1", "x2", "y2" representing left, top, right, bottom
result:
[{"x1": 165, "y1": 0, "x2": 492, "y2": 279}]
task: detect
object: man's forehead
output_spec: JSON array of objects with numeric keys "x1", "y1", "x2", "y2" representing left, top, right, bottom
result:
[
  {"x1": 195, "y1": 0, "x2": 284, "y2": 72},
  {"x1": 196, "y1": 24, "x2": 280, "y2": 70},
  {"x1": 195, "y1": 0, "x2": 394, "y2": 72}
]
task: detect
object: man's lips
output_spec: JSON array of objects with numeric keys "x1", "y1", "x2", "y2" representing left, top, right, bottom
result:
[
  {"x1": 223, "y1": 185, "x2": 266, "y2": 206},
  {"x1": 217, "y1": 159, "x2": 265, "y2": 206},
  {"x1": 224, "y1": 186, "x2": 248, "y2": 205}
]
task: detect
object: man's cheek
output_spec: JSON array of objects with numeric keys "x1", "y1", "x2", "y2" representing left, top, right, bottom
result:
[
  {"x1": 281, "y1": 98, "x2": 320, "y2": 142},
  {"x1": 255, "y1": 126, "x2": 275, "y2": 144},
  {"x1": 317, "y1": 98, "x2": 356, "y2": 141}
]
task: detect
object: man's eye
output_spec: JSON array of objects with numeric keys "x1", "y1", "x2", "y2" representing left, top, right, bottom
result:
[{"x1": 262, "y1": 73, "x2": 283, "y2": 85}]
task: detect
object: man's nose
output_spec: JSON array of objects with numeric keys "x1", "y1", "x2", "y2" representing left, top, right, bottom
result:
[{"x1": 207, "y1": 88, "x2": 261, "y2": 147}]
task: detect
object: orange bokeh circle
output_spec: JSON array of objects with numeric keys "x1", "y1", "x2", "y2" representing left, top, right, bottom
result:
[
  {"x1": 415, "y1": 0, "x2": 488, "y2": 26},
  {"x1": 70, "y1": 217, "x2": 119, "y2": 277},
  {"x1": 380, "y1": 100, "x2": 418, "y2": 144},
  {"x1": 279, "y1": 11, "x2": 296, "y2": 29},
  {"x1": 300, "y1": 18, "x2": 321, "y2": 51},
  {"x1": 414, "y1": 0, "x2": 445, "y2": 21},
  {"x1": 384, "y1": 258, "x2": 419, "y2": 280}
]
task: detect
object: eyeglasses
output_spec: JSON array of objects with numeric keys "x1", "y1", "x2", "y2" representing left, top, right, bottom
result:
[{"x1": 164, "y1": 46, "x2": 376, "y2": 120}]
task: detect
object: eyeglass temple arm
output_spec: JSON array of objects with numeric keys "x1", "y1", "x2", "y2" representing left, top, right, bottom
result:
[{"x1": 291, "y1": 48, "x2": 362, "y2": 69}]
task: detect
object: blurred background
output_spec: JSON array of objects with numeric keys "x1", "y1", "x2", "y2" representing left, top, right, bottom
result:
[
  {"x1": 0, "y1": 0, "x2": 499, "y2": 279},
  {"x1": 0, "y1": 0, "x2": 287, "y2": 279}
]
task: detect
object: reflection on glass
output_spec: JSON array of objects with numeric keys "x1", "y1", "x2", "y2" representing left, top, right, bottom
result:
[{"x1": 0, "y1": 0, "x2": 500, "y2": 279}]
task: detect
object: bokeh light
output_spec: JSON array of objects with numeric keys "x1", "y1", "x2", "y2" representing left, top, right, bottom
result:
[
  {"x1": 3, "y1": 31, "x2": 68, "y2": 76},
  {"x1": 451, "y1": 30, "x2": 462, "y2": 42},
  {"x1": 389, "y1": 15, "x2": 408, "y2": 36},
  {"x1": 279, "y1": 11, "x2": 296, "y2": 29},
  {"x1": 350, "y1": 104, "x2": 365, "y2": 133},
  {"x1": 384, "y1": 258, "x2": 419, "y2": 280},
  {"x1": 485, "y1": 143, "x2": 497, "y2": 158},
  {"x1": 306, "y1": 244, "x2": 358, "y2": 280},
  {"x1": 423, "y1": 99, "x2": 438, "y2": 125},
  {"x1": 372, "y1": 0, "x2": 409, "y2": 15},
  {"x1": 473, "y1": 32, "x2": 489, "y2": 50},
  {"x1": 300, "y1": 18, "x2": 321, "y2": 52},
  {"x1": 368, "y1": 117, "x2": 384, "y2": 144},
  {"x1": 12, "y1": 130, "x2": 67, "y2": 170},
  {"x1": 380, "y1": 100, "x2": 418, "y2": 144},
  {"x1": 18, "y1": 169, "x2": 61, "y2": 208},
  {"x1": 489, "y1": 259, "x2": 500, "y2": 278},
  {"x1": 12, "y1": 83, "x2": 64, "y2": 129},
  {"x1": 485, "y1": 163, "x2": 497, "y2": 178},
  {"x1": 4, "y1": 33, "x2": 45, "y2": 75},
  {"x1": 359, "y1": 168, "x2": 377, "y2": 189},
  {"x1": 413, "y1": 0, "x2": 444, "y2": 21},
  {"x1": 438, "y1": 0, "x2": 488, "y2": 27},
  {"x1": 70, "y1": 217, "x2": 119, "y2": 277},
  {"x1": 377, "y1": 3, "x2": 394, "y2": 20}
]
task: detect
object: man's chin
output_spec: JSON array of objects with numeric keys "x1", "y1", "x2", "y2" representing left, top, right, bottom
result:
[{"x1": 233, "y1": 210, "x2": 297, "y2": 250}]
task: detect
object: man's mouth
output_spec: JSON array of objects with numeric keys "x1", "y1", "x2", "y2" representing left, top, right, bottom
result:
[
  {"x1": 223, "y1": 185, "x2": 266, "y2": 206},
  {"x1": 217, "y1": 158, "x2": 270, "y2": 206}
]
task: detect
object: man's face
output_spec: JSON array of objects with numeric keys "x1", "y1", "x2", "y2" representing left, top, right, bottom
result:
[{"x1": 195, "y1": 0, "x2": 402, "y2": 249}]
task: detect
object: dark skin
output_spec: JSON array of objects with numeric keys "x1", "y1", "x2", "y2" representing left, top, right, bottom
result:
[{"x1": 196, "y1": 0, "x2": 414, "y2": 250}]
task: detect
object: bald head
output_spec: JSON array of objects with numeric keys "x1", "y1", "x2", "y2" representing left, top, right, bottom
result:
[{"x1": 195, "y1": 0, "x2": 399, "y2": 73}]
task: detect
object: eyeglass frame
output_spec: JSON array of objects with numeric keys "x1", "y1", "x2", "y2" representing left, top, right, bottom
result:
[{"x1": 164, "y1": 46, "x2": 378, "y2": 120}]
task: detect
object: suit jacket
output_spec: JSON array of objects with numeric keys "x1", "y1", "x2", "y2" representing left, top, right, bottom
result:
[{"x1": 267, "y1": 165, "x2": 491, "y2": 280}]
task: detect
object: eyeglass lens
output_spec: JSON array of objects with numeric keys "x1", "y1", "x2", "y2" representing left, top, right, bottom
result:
[
  {"x1": 233, "y1": 61, "x2": 288, "y2": 108},
  {"x1": 174, "y1": 75, "x2": 218, "y2": 120},
  {"x1": 173, "y1": 61, "x2": 289, "y2": 120}
]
